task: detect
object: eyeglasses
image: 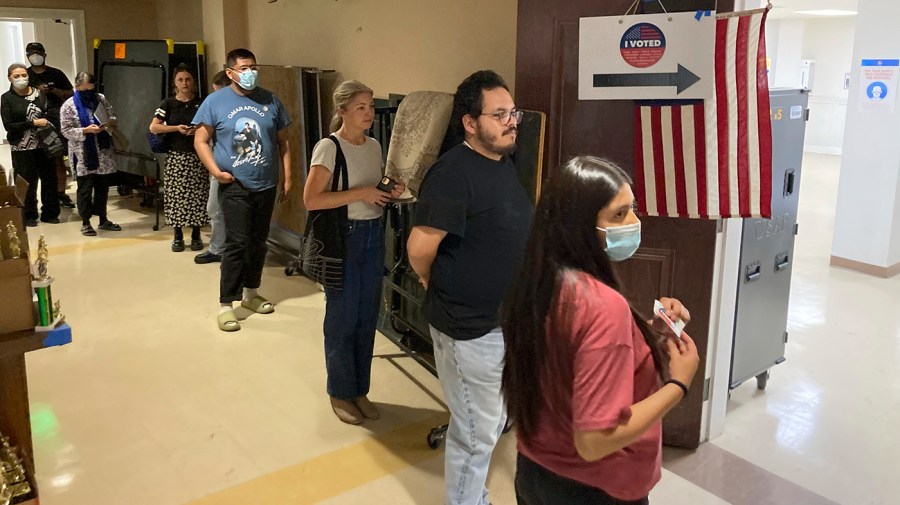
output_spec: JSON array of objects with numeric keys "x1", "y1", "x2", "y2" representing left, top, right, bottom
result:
[{"x1": 479, "y1": 109, "x2": 523, "y2": 125}]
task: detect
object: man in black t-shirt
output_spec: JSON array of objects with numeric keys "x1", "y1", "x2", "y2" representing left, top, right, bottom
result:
[
  {"x1": 408, "y1": 70, "x2": 532, "y2": 505},
  {"x1": 26, "y1": 41, "x2": 75, "y2": 209}
]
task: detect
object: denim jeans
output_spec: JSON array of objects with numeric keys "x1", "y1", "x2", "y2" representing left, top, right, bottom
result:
[
  {"x1": 515, "y1": 454, "x2": 650, "y2": 505},
  {"x1": 430, "y1": 325, "x2": 507, "y2": 505},
  {"x1": 207, "y1": 176, "x2": 226, "y2": 255},
  {"x1": 324, "y1": 218, "x2": 385, "y2": 400}
]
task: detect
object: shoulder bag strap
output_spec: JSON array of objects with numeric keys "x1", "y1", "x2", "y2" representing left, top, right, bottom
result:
[{"x1": 327, "y1": 134, "x2": 350, "y2": 192}]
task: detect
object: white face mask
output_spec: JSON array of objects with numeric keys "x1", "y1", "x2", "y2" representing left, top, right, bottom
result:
[
  {"x1": 12, "y1": 77, "x2": 29, "y2": 90},
  {"x1": 28, "y1": 54, "x2": 44, "y2": 66}
]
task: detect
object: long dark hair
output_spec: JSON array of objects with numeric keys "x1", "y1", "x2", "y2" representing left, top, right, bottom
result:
[{"x1": 501, "y1": 156, "x2": 668, "y2": 442}]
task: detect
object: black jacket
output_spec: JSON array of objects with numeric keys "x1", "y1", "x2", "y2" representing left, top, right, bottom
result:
[{"x1": 1, "y1": 87, "x2": 47, "y2": 146}]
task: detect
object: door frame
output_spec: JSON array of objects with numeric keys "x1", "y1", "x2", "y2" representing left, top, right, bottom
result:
[{"x1": 0, "y1": 7, "x2": 87, "y2": 81}]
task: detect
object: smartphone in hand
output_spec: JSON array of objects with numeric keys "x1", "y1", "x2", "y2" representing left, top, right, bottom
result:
[{"x1": 376, "y1": 176, "x2": 397, "y2": 193}]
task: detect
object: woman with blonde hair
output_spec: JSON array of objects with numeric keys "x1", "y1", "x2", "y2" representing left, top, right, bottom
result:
[{"x1": 303, "y1": 80, "x2": 404, "y2": 424}]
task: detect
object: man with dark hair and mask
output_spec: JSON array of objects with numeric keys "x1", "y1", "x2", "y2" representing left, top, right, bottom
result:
[
  {"x1": 193, "y1": 48, "x2": 292, "y2": 332},
  {"x1": 26, "y1": 41, "x2": 76, "y2": 210},
  {"x1": 407, "y1": 69, "x2": 533, "y2": 505}
]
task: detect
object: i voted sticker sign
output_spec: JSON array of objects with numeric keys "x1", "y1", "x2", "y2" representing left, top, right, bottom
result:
[
  {"x1": 579, "y1": 12, "x2": 714, "y2": 100},
  {"x1": 620, "y1": 23, "x2": 666, "y2": 68}
]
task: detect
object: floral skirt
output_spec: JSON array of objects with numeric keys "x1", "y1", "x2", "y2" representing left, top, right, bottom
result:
[{"x1": 163, "y1": 151, "x2": 210, "y2": 228}]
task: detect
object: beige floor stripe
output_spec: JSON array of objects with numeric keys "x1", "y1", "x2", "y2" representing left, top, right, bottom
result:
[{"x1": 185, "y1": 413, "x2": 449, "y2": 505}]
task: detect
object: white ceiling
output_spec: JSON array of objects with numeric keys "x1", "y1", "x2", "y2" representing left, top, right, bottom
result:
[{"x1": 767, "y1": 0, "x2": 859, "y2": 19}]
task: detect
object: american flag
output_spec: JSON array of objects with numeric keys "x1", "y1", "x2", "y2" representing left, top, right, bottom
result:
[
  {"x1": 633, "y1": 9, "x2": 772, "y2": 219},
  {"x1": 625, "y1": 25, "x2": 663, "y2": 40}
]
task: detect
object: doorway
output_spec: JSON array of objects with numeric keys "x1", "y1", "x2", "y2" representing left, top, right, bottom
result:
[{"x1": 0, "y1": 7, "x2": 86, "y2": 146}]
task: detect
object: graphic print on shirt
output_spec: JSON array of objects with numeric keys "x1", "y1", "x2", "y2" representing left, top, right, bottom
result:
[
  {"x1": 231, "y1": 116, "x2": 266, "y2": 168},
  {"x1": 15, "y1": 92, "x2": 43, "y2": 151}
]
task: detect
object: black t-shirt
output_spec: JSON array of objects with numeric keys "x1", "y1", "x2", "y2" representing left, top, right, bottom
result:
[
  {"x1": 27, "y1": 66, "x2": 73, "y2": 118},
  {"x1": 154, "y1": 96, "x2": 203, "y2": 152},
  {"x1": 414, "y1": 143, "x2": 533, "y2": 340}
]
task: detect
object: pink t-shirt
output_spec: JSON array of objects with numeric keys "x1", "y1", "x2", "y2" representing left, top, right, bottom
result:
[{"x1": 517, "y1": 270, "x2": 662, "y2": 501}]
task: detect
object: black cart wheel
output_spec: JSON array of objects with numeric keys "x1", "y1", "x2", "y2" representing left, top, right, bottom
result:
[
  {"x1": 427, "y1": 428, "x2": 446, "y2": 449},
  {"x1": 117, "y1": 185, "x2": 132, "y2": 196},
  {"x1": 152, "y1": 225, "x2": 159, "y2": 231},
  {"x1": 756, "y1": 370, "x2": 770, "y2": 390}
]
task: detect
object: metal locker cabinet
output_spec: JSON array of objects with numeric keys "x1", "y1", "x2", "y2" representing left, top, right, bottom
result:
[{"x1": 730, "y1": 88, "x2": 809, "y2": 390}]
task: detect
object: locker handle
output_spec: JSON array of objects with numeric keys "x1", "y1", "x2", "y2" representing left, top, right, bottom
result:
[
  {"x1": 783, "y1": 170, "x2": 795, "y2": 196},
  {"x1": 745, "y1": 264, "x2": 761, "y2": 282},
  {"x1": 775, "y1": 255, "x2": 790, "y2": 272}
]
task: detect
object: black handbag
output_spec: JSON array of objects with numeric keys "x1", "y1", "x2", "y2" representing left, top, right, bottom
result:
[
  {"x1": 36, "y1": 125, "x2": 65, "y2": 158},
  {"x1": 300, "y1": 135, "x2": 349, "y2": 289},
  {"x1": 146, "y1": 132, "x2": 167, "y2": 154}
]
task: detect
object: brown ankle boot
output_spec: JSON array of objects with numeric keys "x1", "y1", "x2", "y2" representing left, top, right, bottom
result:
[
  {"x1": 354, "y1": 396, "x2": 380, "y2": 420},
  {"x1": 330, "y1": 397, "x2": 364, "y2": 425}
]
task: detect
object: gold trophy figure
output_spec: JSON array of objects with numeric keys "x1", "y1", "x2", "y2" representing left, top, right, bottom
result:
[
  {"x1": 5, "y1": 221, "x2": 21, "y2": 260},
  {"x1": 32, "y1": 234, "x2": 63, "y2": 330}
]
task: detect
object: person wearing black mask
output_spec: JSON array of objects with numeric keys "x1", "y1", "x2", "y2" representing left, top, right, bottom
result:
[
  {"x1": 26, "y1": 41, "x2": 76, "y2": 209},
  {"x1": 59, "y1": 72, "x2": 122, "y2": 236},
  {"x1": 1, "y1": 62, "x2": 60, "y2": 226}
]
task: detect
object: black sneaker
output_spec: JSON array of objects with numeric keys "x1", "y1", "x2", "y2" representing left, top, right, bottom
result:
[
  {"x1": 190, "y1": 238, "x2": 204, "y2": 251},
  {"x1": 40, "y1": 217, "x2": 61, "y2": 224},
  {"x1": 81, "y1": 224, "x2": 97, "y2": 236},
  {"x1": 194, "y1": 251, "x2": 222, "y2": 264},
  {"x1": 59, "y1": 193, "x2": 75, "y2": 209},
  {"x1": 24, "y1": 218, "x2": 38, "y2": 227},
  {"x1": 172, "y1": 239, "x2": 185, "y2": 252}
]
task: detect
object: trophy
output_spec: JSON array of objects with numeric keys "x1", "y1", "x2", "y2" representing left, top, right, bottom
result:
[
  {"x1": 0, "y1": 433, "x2": 33, "y2": 505},
  {"x1": 32, "y1": 235, "x2": 64, "y2": 331},
  {"x1": 4, "y1": 221, "x2": 21, "y2": 260}
]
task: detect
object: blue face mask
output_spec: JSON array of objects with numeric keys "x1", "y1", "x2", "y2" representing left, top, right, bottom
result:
[
  {"x1": 232, "y1": 69, "x2": 258, "y2": 91},
  {"x1": 597, "y1": 222, "x2": 641, "y2": 261}
]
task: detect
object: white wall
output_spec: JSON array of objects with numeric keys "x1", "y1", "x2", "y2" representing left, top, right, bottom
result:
[
  {"x1": 246, "y1": 0, "x2": 518, "y2": 97},
  {"x1": 768, "y1": 19, "x2": 805, "y2": 89},
  {"x1": 832, "y1": 0, "x2": 900, "y2": 269},
  {"x1": 801, "y1": 17, "x2": 856, "y2": 154},
  {"x1": 30, "y1": 17, "x2": 76, "y2": 80},
  {"x1": 0, "y1": 21, "x2": 33, "y2": 143}
]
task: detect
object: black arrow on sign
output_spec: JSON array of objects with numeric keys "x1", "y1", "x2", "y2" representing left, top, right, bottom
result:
[{"x1": 593, "y1": 64, "x2": 701, "y2": 94}]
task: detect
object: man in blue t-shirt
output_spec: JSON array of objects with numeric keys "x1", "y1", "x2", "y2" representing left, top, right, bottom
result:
[{"x1": 193, "y1": 48, "x2": 292, "y2": 332}]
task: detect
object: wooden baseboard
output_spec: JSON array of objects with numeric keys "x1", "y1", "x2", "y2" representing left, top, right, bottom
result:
[{"x1": 829, "y1": 256, "x2": 900, "y2": 278}]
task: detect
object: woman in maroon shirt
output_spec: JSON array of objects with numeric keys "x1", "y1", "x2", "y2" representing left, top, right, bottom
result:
[{"x1": 502, "y1": 156, "x2": 700, "y2": 504}]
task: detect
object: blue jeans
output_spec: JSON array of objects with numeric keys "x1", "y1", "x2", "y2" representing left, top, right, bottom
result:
[
  {"x1": 207, "y1": 176, "x2": 226, "y2": 255},
  {"x1": 324, "y1": 218, "x2": 385, "y2": 400},
  {"x1": 430, "y1": 325, "x2": 507, "y2": 505}
]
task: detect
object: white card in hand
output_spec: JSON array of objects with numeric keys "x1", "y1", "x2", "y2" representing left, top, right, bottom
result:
[
  {"x1": 94, "y1": 105, "x2": 110, "y2": 126},
  {"x1": 654, "y1": 300, "x2": 685, "y2": 338}
]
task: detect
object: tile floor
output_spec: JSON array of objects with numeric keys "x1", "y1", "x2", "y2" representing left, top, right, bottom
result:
[{"x1": 3, "y1": 149, "x2": 897, "y2": 504}]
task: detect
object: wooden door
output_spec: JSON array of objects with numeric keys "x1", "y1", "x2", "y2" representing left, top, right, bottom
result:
[{"x1": 515, "y1": 0, "x2": 732, "y2": 448}]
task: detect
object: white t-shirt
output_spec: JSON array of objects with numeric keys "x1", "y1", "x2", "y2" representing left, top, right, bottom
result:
[{"x1": 310, "y1": 135, "x2": 384, "y2": 220}]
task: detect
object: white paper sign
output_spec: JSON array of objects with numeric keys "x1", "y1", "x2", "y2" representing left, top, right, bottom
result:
[
  {"x1": 858, "y1": 59, "x2": 898, "y2": 112},
  {"x1": 579, "y1": 12, "x2": 715, "y2": 100}
]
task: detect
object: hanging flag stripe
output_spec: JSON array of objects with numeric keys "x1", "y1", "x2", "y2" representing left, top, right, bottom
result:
[{"x1": 633, "y1": 9, "x2": 773, "y2": 219}]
